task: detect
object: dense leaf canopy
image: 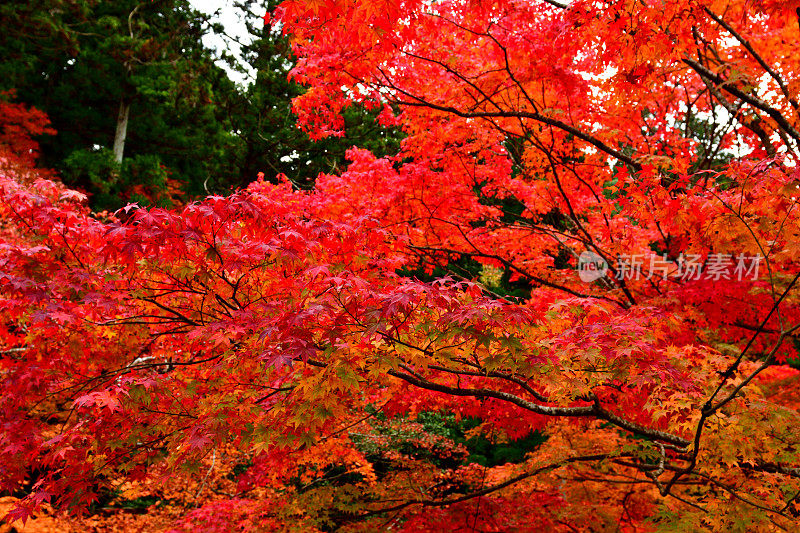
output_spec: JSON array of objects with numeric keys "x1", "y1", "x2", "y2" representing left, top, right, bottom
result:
[{"x1": 2, "y1": 0, "x2": 800, "y2": 531}]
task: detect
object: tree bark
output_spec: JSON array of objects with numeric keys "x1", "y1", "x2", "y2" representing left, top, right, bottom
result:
[{"x1": 113, "y1": 98, "x2": 130, "y2": 163}]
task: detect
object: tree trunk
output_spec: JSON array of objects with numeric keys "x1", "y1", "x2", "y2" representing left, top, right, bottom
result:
[{"x1": 113, "y1": 98, "x2": 130, "y2": 163}]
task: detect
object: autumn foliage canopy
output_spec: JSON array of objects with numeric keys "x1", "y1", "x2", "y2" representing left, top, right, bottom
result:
[{"x1": 2, "y1": 0, "x2": 800, "y2": 530}]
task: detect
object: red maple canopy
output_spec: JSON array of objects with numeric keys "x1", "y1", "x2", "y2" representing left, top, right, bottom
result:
[{"x1": 2, "y1": 0, "x2": 800, "y2": 530}]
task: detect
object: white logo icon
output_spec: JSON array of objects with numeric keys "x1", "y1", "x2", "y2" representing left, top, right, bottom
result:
[{"x1": 577, "y1": 251, "x2": 608, "y2": 283}]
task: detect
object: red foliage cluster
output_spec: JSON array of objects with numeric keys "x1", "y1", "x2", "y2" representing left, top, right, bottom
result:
[{"x1": 3, "y1": 0, "x2": 800, "y2": 530}]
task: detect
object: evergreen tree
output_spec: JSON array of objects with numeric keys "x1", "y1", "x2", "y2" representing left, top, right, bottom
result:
[
  {"x1": 0, "y1": 0, "x2": 242, "y2": 208},
  {"x1": 228, "y1": 0, "x2": 402, "y2": 189}
]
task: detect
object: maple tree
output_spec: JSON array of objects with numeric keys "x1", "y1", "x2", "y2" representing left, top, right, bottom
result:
[{"x1": 3, "y1": 0, "x2": 800, "y2": 531}]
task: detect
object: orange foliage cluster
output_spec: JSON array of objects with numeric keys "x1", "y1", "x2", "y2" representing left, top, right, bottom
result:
[{"x1": 3, "y1": 0, "x2": 800, "y2": 531}]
